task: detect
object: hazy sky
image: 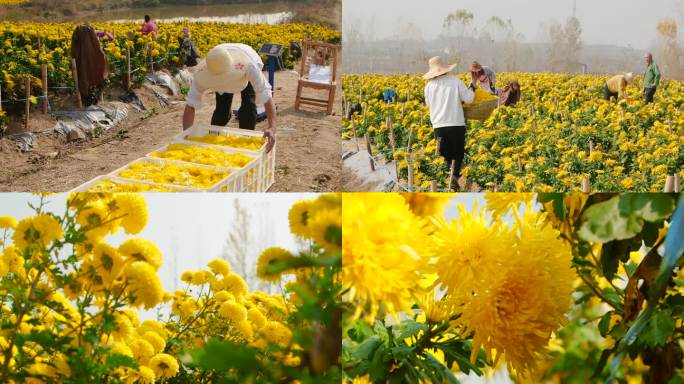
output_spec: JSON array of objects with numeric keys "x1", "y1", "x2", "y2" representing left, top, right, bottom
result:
[
  {"x1": 343, "y1": 0, "x2": 683, "y2": 50},
  {"x1": 0, "y1": 193, "x2": 313, "y2": 292}
]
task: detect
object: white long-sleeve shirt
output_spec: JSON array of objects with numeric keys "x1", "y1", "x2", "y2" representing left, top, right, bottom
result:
[
  {"x1": 424, "y1": 75, "x2": 474, "y2": 128},
  {"x1": 186, "y1": 43, "x2": 272, "y2": 109}
]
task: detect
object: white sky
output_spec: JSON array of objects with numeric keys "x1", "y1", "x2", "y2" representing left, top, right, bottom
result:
[
  {"x1": 343, "y1": 0, "x2": 683, "y2": 50},
  {"x1": 0, "y1": 193, "x2": 315, "y2": 293}
]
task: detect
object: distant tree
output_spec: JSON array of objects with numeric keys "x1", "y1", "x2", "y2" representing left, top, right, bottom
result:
[
  {"x1": 548, "y1": 16, "x2": 582, "y2": 72},
  {"x1": 221, "y1": 199, "x2": 277, "y2": 293},
  {"x1": 656, "y1": 18, "x2": 684, "y2": 80},
  {"x1": 443, "y1": 9, "x2": 475, "y2": 67}
]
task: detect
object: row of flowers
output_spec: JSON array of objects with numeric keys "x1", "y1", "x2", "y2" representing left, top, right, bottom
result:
[{"x1": 342, "y1": 73, "x2": 684, "y2": 191}]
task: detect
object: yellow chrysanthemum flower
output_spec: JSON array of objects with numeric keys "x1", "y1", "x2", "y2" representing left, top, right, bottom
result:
[
  {"x1": 342, "y1": 193, "x2": 431, "y2": 319},
  {"x1": 400, "y1": 193, "x2": 453, "y2": 218},
  {"x1": 247, "y1": 307, "x2": 268, "y2": 329},
  {"x1": 288, "y1": 199, "x2": 314, "y2": 238},
  {"x1": 76, "y1": 200, "x2": 119, "y2": 240},
  {"x1": 124, "y1": 262, "x2": 164, "y2": 309},
  {"x1": 235, "y1": 319, "x2": 254, "y2": 341},
  {"x1": 131, "y1": 366, "x2": 155, "y2": 384},
  {"x1": 219, "y1": 301, "x2": 248, "y2": 322},
  {"x1": 260, "y1": 321, "x2": 292, "y2": 346},
  {"x1": 113, "y1": 194, "x2": 148, "y2": 235},
  {"x1": 0, "y1": 216, "x2": 17, "y2": 229},
  {"x1": 222, "y1": 273, "x2": 248, "y2": 297},
  {"x1": 307, "y1": 206, "x2": 341, "y2": 252},
  {"x1": 444, "y1": 207, "x2": 575, "y2": 375},
  {"x1": 148, "y1": 353, "x2": 179, "y2": 379},
  {"x1": 256, "y1": 247, "x2": 293, "y2": 282},
  {"x1": 142, "y1": 331, "x2": 166, "y2": 354},
  {"x1": 129, "y1": 339, "x2": 155, "y2": 365},
  {"x1": 118, "y1": 238, "x2": 162, "y2": 270},
  {"x1": 13, "y1": 214, "x2": 63, "y2": 249},
  {"x1": 431, "y1": 204, "x2": 514, "y2": 294},
  {"x1": 484, "y1": 192, "x2": 535, "y2": 217},
  {"x1": 207, "y1": 258, "x2": 231, "y2": 276}
]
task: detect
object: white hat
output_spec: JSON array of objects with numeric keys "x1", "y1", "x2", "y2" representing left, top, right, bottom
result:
[
  {"x1": 194, "y1": 46, "x2": 250, "y2": 91},
  {"x1": 624, "y1": 72, "x2": 634, "y2": 84},
  {"x1": 423, "y1": 56, "x2": 457, "y2": 80}
]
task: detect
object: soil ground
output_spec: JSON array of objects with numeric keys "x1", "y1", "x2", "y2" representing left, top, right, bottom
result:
[{"x1": 0, "y1": 70, "x2": 342, "y2": 192}]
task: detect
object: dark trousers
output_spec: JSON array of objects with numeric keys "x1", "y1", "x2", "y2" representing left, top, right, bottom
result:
[
  {"x1": 211, "y1": 82, "x2": 257, "y2": 130},
  {"x1": 604, "y1": 85, "x2": 618, "y2": 101},
  {"x1": 435, "y1": 126, "x2": 466, "y2": 177},
  {"x1": 644, "y1": 87, "x2": 657, "y2": 104}
]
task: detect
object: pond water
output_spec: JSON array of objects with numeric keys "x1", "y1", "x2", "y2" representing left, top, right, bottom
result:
[{"x1": 90, "y1": 2, "x2": 297, "y2": 24}]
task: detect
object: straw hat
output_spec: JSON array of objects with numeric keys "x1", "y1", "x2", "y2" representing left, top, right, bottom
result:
[
  {"x1": 194, "y1": 46, "x2": 250, "y2": 91},
  {"x1": 423, "y1": 56, "x2": 457, "y2": 80},
  {"x1": 624, "y1": 72, "x2": 634, "y2": 84}
]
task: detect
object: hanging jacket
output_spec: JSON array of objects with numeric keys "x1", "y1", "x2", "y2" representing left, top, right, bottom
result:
[{"x1": 71, "y1": 25, "x2": 109, "y2": 100}]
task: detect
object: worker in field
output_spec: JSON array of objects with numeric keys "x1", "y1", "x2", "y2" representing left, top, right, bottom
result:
[
  {"x1": 469, "y1": 61, "x2": 497, "y2": 94},
  {"x1": 423, "y1": 56, "x2": 475, "y2": 190},
  {"x1": 604, "y1": 72, "x2": 634, "y2": 102},
  {"x1": 182, "y1": 43, "x2": 276, "y2": 153},
  {"x1": 141, "y1": 15, "x2": 159, "y2": 39},
  {"x1": 643, "y1": 53, "x2": 661, "y2": 104}
]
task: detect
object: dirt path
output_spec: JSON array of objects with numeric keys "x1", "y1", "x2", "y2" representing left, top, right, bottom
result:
[{"x1": 0, "y1": 70, "x2": 341, "y2": 192}]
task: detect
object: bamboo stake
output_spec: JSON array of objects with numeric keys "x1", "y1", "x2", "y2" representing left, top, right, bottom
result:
[
  {"x1": 407, "y1": 154, "x2": 414, "y2": 192},
  {"x1": 365, "y1": 133, "x2": 375, "y2": 172},
  {"x1": 674, "y1": 174, "x2": 681, "y2": 193},
  {"x1": 664, "y1": 175, "x2": 675, "y2": 193},
  {"x1": 71, "y1": 58, "x2": 83, "y2": 109},
  {"x1": 41, "y1": 64, "x2": 48, "y2": 114},
  {"x1": 126, "y1": 45, "x2": 132, "y2": 91},
  {"x1": 435, "y1": 137, "x2": 441, "y2": 157},
  {"x1": 24, "y1": 76, "x2": 31, "y2": 131},
  {"x1": 352, "y1": 124, "x2": 360, "y2": 152},
  {"x1": 448, "y1": 160, "x2": 456, "y2": 191},
  {"x1": 430, "y1": 181, "x2": 437, "y2": 192},
  {"x1": 581, "y1": 176, "x2": 591, "y2": 193}
]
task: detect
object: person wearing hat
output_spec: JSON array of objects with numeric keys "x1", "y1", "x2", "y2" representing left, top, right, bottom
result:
[
  {"x1": 182, "y1": 43, "x2": 276, "y2": 152},
  {"x1": 469, "y1": 61, "x2": 497, "y2": 95},
  {"x1": 604, "y1": 72, "x2": 634, "y2": 102},
  {"x1": 423, "y1": 56, "x2": 475, "y2": 190}
]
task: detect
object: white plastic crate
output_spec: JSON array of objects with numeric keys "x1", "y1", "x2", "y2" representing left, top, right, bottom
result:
[
  {"x1": 70, "y1": 175, "x2": 189, "y2": 192},
  {"x1": 146, "y1": 143, "x2": 262, "y2": 192},
  {"x1": 175, "y1": 124, "x2": 276, "y2": 192},
  {"x1": 110, "y1": 157, "x2": 240, "y2": 192}
]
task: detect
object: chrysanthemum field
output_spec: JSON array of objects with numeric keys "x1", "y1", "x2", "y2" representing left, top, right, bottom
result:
[
  {"x1": 342, "y1": 73, "x2": 683, "y2": 192},
  {"x1": 342, "y1": 193, "x2": 684, "y2": 383}
]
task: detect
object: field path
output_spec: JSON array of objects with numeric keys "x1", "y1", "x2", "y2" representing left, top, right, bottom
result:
[{"x1": 0, "y1": 70, "x2": 341, "y2": 192}]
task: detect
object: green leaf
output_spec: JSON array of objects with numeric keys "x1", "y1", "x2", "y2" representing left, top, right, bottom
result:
[
  {"x1": 191, "y1": 339, "x2": 258, "y2": 372},
  {"x1": 352, "y1": 335, "x2": 382, "y2": 360},
  {"x1": 579, "y1": 194, "x2": 674, "y2": 244},
  {"x1": 642, "y1": 221, "x2": 663, "y2": 247},
  {"x1": 397, "y1": 319, "x2": 427, "y2": 340},
  {"x1": 618, "y1": 194, "x2": 675, "y2": 222},
  {"x1": 579, "y1": 196, "x2": 642, "y2": 243},
  {"x1": 368, "y1": 342, "x2": 389, "y2": 382},
  {"x1": 665, "y1": 295, "x2": 684, "y2": 315},
  {"x1": 598, "y1": 311, "x2": 613, "y2": 338},
  {"x1": 600, "y1": 240, "x2": 626, "y2": 279},
  {"x1": 104, "y1": 353, "x2": 138, "y2": 370},
  {"x1": 638, "y1": 309, "x2": 676, "y2": 348}
]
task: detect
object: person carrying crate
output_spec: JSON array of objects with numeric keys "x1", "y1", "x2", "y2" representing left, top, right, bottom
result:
[
  {"x1": 423, "y1": 56, "x2": 475, "y2": 190},
  {"x1": 182, "y1": 43, "x2": 276, "y2": 153}
]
